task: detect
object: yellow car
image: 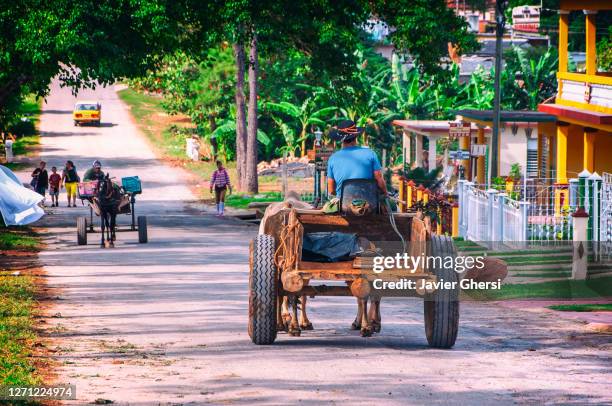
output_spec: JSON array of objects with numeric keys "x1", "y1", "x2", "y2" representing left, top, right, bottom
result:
[{"x1": 73, "y1": 101, "x2": 101, "y2": 126}]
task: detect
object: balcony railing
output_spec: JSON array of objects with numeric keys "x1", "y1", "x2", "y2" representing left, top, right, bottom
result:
[{"x1": 557, "y1": 72, "x2": 612, "y2": 112}]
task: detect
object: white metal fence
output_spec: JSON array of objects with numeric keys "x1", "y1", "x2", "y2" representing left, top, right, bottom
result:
[
  {"x1": 465, "y1": 184, "x2": 489, "y2": 242},
  {"x1": 599, "y1": 172, "x2": 612, "y2": 261},
  {"x1": 600, "y1": 173, "x2": 612, "y2": 242},
  {"x1": 458, "y1": 181, "x2": 528, "y2": 245},
  {"x1": 502, "y1": 198, "x2": 525, "y2": 242}
]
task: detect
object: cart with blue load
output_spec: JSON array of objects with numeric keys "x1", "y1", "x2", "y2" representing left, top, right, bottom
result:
[{"x1": 76, "y1": 176, "x2": 148, "y2": 245}]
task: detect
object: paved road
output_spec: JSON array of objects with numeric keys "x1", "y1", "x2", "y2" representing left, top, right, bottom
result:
[{"x1": 22, "y1": 80, "x2": 612, "y2": 405}]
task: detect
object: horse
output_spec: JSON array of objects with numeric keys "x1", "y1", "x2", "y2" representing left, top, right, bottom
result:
[{"x1": 93, "y1": 174, "x2": 122, "y2": 248}]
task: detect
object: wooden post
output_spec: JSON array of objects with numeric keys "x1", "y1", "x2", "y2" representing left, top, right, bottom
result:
[
  {"x1": 476, "y1": 127, "x2": 486, "y2": 184},
  {"x1": 459, "y1": 135, "x2": 471, "y2": 180}
]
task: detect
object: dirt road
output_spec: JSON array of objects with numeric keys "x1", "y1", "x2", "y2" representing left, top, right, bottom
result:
[{"x1": 24, "y1": 81, "x2": 611, "y2": 405}]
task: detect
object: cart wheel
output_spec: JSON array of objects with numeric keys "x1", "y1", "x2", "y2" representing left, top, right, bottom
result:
[
  {"x1": 424, "y1": 235, "x2": 459, "y2": 349},
  {"x1": 77, "y1": 217, "x2": 87, "y2": 246},
  {"x1": 74, "y1": 121, "x2": 78, "y2": 127},
  {"x1": 137, "y1": 216, "x2": 148, "y2": 243},
  {"x1": 248, "y1": 234, "x2": 278, "y2": 345},
  {"x1": 95, "y1": 120, "x2": 101, "y2": 127}
]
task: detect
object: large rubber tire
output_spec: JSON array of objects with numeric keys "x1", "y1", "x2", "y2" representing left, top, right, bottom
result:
[
  {"x1": 248, "y1": 234, "x2": 278, "y2": 345},
  {"x1": 138, "y1": 216, "x2": 148, "y2": 243},
  {"x1": 424, "y1": 235, "x2": 460, "y2": 348},
  {"x1": 77, "y1": 217, "x2": 87, "y2": 246}
]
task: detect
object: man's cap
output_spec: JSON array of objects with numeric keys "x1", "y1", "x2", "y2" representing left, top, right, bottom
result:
[
  {"x1": 329, "y1": 120, "x2": 364, "y2": 143},
  {"x1": 93, "y1": 160, "x2": 102, "y2": 168}
]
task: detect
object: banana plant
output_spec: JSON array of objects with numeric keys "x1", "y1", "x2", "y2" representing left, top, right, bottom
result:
[
  {"x1": 511, "y1": 46, "x2": 557, "y2": 110},
  {"x1": 374, "y1": 59, "x2": 437, "y2": 121},
  {"x1": 265, "y1": 98, "x2": 338, "y2": 156},
  {"x1": 454, "y1": 67, "x2": 494, "y2": 110},
  {"x1": 270, "y1": 117, "x2": 299, "y2": 158},
  {"x1": 211, "y1": 105, "x2": 270, "y2": 161}
]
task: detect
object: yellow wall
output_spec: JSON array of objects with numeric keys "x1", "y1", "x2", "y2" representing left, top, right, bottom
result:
[
  {"x1": 564, "y1": 125, "x2": 612, "y2": 177},
  {"x1": 594, "y1": 130, "x2": 612, "y2": 174},
  {"x1": 567, "y1": 125, "x2": 584, "y2": 177}
]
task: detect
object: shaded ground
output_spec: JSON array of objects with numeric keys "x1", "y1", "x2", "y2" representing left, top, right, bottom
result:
[{"x1": 14, "y1": 80, "x2": 612, "y2": 405}]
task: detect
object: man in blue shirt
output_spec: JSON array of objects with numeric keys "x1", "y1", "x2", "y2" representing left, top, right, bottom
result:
[{"x1": 327, "y1": 120, "x2": 387, "y2": 197}]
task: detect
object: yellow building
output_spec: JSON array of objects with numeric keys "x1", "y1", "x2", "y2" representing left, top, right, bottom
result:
[{"x1": 538, "y1": 0, "x2": 612, "y2": 183}]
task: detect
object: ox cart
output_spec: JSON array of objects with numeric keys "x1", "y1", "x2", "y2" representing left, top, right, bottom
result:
[
  {"x1": 249, "y1": 180, "x2": 460, "y2": 348},
  {"x1": 76, "y1": 176, "x2": 148, "y2": 245}
]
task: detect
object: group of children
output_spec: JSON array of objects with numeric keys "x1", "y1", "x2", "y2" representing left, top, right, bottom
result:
[
  {"x1": 32, "y1": 158, "x2": 232, "y2": 213},
  {"x1": 31, "y1": 160, "x2": 80, "y2": 207}
]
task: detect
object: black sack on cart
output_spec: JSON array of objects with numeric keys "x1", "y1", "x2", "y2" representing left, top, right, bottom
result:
[{"x1": 301, "y1": 232, "x2": 360, "y2": 262}]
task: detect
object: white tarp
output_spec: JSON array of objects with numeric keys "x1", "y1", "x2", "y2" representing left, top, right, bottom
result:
[{"x1": 0, "y1": 165, "x2": 44, "y2": 225}]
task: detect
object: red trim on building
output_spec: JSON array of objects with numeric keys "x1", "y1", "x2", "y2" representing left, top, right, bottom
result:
[{"x1": 538, "y1": 104, "x2": 612, "y2": 125}]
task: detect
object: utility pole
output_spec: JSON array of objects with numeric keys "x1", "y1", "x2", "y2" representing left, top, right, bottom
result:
[{"x1": 490, "y1": 0, "x2": 507, "y2": 186}]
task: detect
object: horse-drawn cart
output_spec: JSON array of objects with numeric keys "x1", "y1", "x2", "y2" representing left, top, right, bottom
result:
[
  {"x1": 76, "y1": 176, "x2": 148, "y2": 246},
  {"x1": 249, "y1": 181, "x2": 460, "y2": 348}
]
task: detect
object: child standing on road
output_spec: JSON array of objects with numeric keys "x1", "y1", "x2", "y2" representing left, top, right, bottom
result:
[
  {"x1": 48, "y1": 167, "x2": 61, "y2": 207},
  {"x1": 61, "y1": 160, "x2": 80, "y2": 207},
  {"x1": 210, "y1": 161, "x2": 232, "y2": 216},
  {"x1": 31, "y1": 161, "x2": 48, "y2": 205}
]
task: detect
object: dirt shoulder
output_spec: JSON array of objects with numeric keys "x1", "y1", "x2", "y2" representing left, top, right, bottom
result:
[{"x1": 0, "y1": 228, "x2": 57, "y2": 387}]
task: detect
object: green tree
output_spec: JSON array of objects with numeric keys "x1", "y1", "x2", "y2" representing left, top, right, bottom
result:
[
  {"x1": 219, "y1": 0, "x2": 478, "y2": 192},
  {"x1": 0, "y1": 0, "x2": 214, "y2": 128}
]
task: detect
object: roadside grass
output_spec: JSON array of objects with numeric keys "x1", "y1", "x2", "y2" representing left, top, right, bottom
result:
[
  {"x1": 0, "y1": 229, "x2": 39, "y2": 251},
  {"x1": 547, "y1": 303, "x2": 612, "y2": 312},
  {"x1": 116, "y1": 88, "x2": 169, "y2": 153},
  {"x1": 0, "y1": 228, "x2": 41, "y2": 386},
  {"x1": 185, "y1": 160, "x2": 238, "y2": 188},
  {"x1": 464, "y1": 277, "x2": 612, "y2": 300},
  {"x1": 512, "y1": 272, "x2": 572, "y2": 278},
  {"x1": 10, "y1": 94, "x2": 42, "y2": 157},
  {"x1": 12, "y1": 136, "x2": 39, "y2": 157},
  {"x1": 2, "y1": 162, "x2": 28, "y2": 171},
  {"x1": 225, "y1": 192, "x2": 282, "y2": 209}
]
